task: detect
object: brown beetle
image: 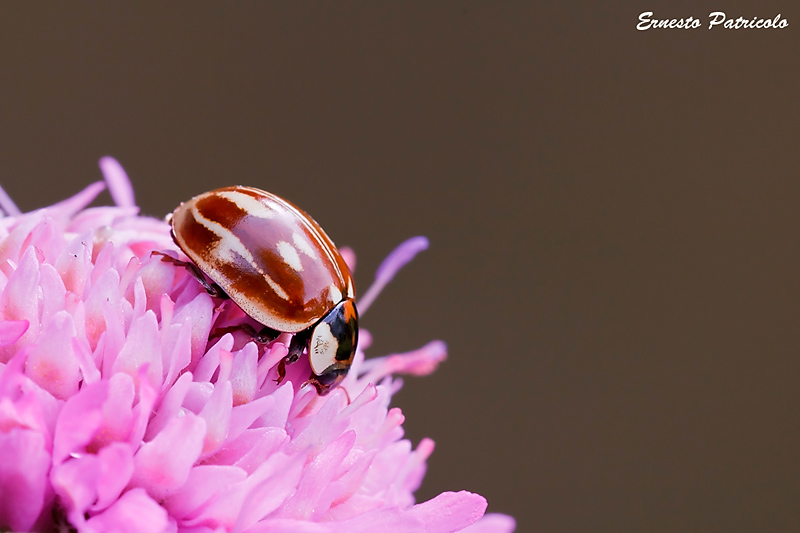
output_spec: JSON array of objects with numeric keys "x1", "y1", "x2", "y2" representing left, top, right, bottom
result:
[{"x1": 163, "y1": 186, "x2": 358, "y2": 395}]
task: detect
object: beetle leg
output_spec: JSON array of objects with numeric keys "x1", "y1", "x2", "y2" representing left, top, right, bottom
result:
[
  {"x1": 254, "y1": 325, "x2": 281, "y2": 344},
  {"x1": 151, "y1": 251, "x2": 228, "y2": 298},
  {"x1": 210, "y1": 323, "x2": 279, "y2": 344},
  {"x1": 304, "y1": 377, "x2": 352, "y2": 403},
  {"x1": 276, "y1": 330, "x2": 311, "y2": 384}
]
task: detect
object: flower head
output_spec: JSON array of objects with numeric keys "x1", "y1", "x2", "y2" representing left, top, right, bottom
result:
[{"x1": 0, "y1": 159, "x2": 514, "y2": 532}]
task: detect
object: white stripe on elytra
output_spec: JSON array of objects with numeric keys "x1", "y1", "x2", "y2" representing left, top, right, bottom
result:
[
  {"x1": 329, "y1": 284, "x2": 342, "y2": 303},
  {"x1": 277, "y1": 240, "x2": 303, "y2": 272},
  {"x1": 191, "y1": 204, "x2": 290, "y2": 301},
  {"x1": 216, "y1": 190, "x2": 275, "y2": 219},
  {"x1": 292, "y1": 231, "x2": 319, "y2": 260}
]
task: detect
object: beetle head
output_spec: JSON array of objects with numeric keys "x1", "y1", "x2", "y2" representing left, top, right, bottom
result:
[{"x1": 307, "y1": 299, "x2": 358, "y2": 395}]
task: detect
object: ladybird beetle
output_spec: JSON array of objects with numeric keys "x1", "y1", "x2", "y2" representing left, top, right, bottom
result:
[{"x1": 162, "y1": 186, "x2": 358, "y2": 395}]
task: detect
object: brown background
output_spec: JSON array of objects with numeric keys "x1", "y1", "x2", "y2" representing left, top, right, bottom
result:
[{"x1": 1, "y1": 2, "x2": 798, "y2": 531}]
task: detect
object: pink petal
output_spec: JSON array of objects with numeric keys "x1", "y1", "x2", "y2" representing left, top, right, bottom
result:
[
  {"x1": 374, "y1": 236, "x2": 429, "y2": 285},
  {"x1": 230, "y1": 342, "x2": 258, "y2": 405},
  {"x1": 39, "y1": 263, "x2": 67, "y2": 327},
  {"x1": 277, "y1": 431, "x2": 357, "y2": 520},
  {"x1": 319, "y1": 448, "x2": 376, "y2": 518},
  {"x1": 51, "y1": 455, "x2": 98, "y2": 526},
  {"x1": 0, "y1": 212, "x2": 45, "y2": 271},
  {"x1": 0, "y1": 247, "x2": 41, "y2": 350},
  {"x1": 358, "y1": 236, "x2": 428, "y2": 313},
  {"x1": 198, "y1": 376, "x2": 233, "y2": 457},
  {"x1": 50, "y1": 442, "x2": 135, "y2": 526},
  {"x1": 162, "y1": 321, "x2": 192, "y2": 390},
  {"x1": 338, "y1": 246, "x2": 356, "y2": 274},
  {"x1": 52, "y1": 380, "x2": 109, "y2": 465},
  {"x1": 131, "y1": 412, "x2": 207, "y2": 500},
  {"x1": 72, "y1": 337, "x2": 101, "y2": 384},
  {"x1": 92, "y1": 443, "x2": 137, "y2": 511},
  {"x1": 0, "y1": 429, "x2": 50, "y2": 532},
  {"x1": 144, "y1": 372, "x2": 192, "y2": 442},
  {"x1": 459, "y1": 513, "x2": 517, "y2": 532},
  {"x1": 231, "y1": 454, "x2": 306, "y2": 530},
  {"x1": 171, "y1": 291, "x2": 215, "y2": 368},
  {"x1": 84, "y1": 488, "x2": 170, "y2": 533},
  {"x1": 26, "y1": 216, "x2": 66, "y2": 265},
  {"x1": 0, "y1": 353, "x2": 59, "y2": 437},
  {"x1": 286, "y1": 388, "x2": 356, "y2": 455},
  {"x1": 0, "y1": 183, "x2": 21, "y2": 216},
  {"x1": 244, "y1": 519, "x2": 332, "y2": 533},
  {"x1": 360, "y1": 341, "x2": 447, "y2": 384},
  {"x1": 361, "y1": 440, "x2": 416, "y2": 507},
  {"x1": 400, "y1": 438, "x2": 435, "y2": 495},
  {"x1": 98, "y1": 156, "x2": 135, "y2": 208},
  {"x1": 194, "y1": 453, "x2": 304, "y2": 530},
  {"x1": 129, "y1": 366, "x2": 158, "y2": 447},
  {"x1": 94, "y1": 372, "x2": 136, "y2": 447},
  {"x1": 362, "y1": 407, "x2": 405, "y2": 449},
  {"x1": 164, "y1": 464, "x2": 247, "y2": 521},
  {"x1": 0, "y1": 320, "x2": 28, "y2": 346},
  {"x1": 407, "y1": 491, "x2": 488, "y2": 532},
  {"x1": 66, "y1": 205, "x2": 140, "y2": 235},
  {"x1": 255, "y1": 341, "x2": 289, "y2": 390},
  {"x1": 49, "y1": 181, "x2": 106, "y2": 220},
  {"x1": 111, "y1": 310, "x2": 163, "y2": 389},
  {"x1": 82, "y1": 268, "x2": 123, "y2": 351},
  {"x1": 255, "y1": 380, "x2": 293, "y2": 429},
  {"x1": 206, "y1": 427, "x2": 287, "y2": 475},
  {"x1": 54, "y1": 233, "x2": 92, "y2": 295},
  {"x1": 90, "y1": 240, "x2": 117, "y2": 287},
  {"x1": 327, "y1": 506, "x2": 422, "y2": 532},
  {"x1": 132, "y1": 255, "x2": 177, "y2": 314},
  {"x1": 26, "y1": 310, "x2": 82, "y2": 399},
  {"x1": 193, "y1": 334, "x2": 231, "y2": 383},
  {"x1": 228, "y1": 395, "x2": 278, "y2": 444}
]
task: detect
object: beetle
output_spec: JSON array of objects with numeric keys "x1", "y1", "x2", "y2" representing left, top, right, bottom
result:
[{"x1": 156, "y1": 185, "x2": 358, "y2": 395}]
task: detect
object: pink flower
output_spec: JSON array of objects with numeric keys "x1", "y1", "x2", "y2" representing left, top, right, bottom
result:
[{"x1": 0, "y1": 158, "x2": 515, "y2": 533}]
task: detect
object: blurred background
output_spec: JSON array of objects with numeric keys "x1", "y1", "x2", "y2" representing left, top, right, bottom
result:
[{"x1": 1, "y1": 2, "x2": 798, "y2": 531}]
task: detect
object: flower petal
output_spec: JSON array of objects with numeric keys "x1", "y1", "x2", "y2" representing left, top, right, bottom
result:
[
  {"x1": 52, "y1": 380, "x2": 108, "y2": 465},
  {"x1": 98, "y1": 156, "x2": 135, "y2": 208},
  {"x1": 243, "y1": 519, "x2": 332, "y2": 533},
  {"x1": 459, "y1": 513, "x2": 517, "y2": 533},
  {"x1": 112, "y1": 310, "x2": 163, "y2": 389},
  {"x1": 26, "y1": 310, "x2": 81, "y2": 399},
  {"x1": 131, "y1": 412, "x2": 207, "y2": 500},
  {"x1": 50, "y1": 441, "x2": 135, "y2": 527},
  {"x1": 84, "y1": 488, "x2": 170, "y2": 533},
  {"x1": 0, "y1": 247, "x2": 41, "y2": 355},
  {"x1": 0, "y1": 319, "x2": 28, "y2": 347},
  {"x1": 407, "y1": 491, "x2": 488, "y2": 532},
  {"x1": 358, "y1": 236, "x2": 429, "y2": 313},
  {"x1": 277, "y1": 431, "x2": 357, "y2": 520},
  {"x1": 50, "y1": 181, "x2": 106, "y2": 218},
  {"x1": 163, "y1": 464, "x2": 247, "y2": 521},
  {"x1": 0, "y1": 428, "x2": 49, "y2": 532},
  {"x1": 0, "y1": 183, "x2": 21, "y2": 217}
]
